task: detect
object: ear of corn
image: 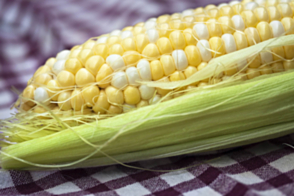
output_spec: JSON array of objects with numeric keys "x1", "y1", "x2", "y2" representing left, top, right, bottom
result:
[{"x1": 2, "y1": 0, "x2": 294, "y2": 170}]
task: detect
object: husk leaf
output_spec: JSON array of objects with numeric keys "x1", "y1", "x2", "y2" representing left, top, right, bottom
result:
[{"x1": 1, "y1": 35, "x2": 294, "y2": 170}]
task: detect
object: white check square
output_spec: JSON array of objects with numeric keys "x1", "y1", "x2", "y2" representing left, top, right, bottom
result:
[
  {"x1": 160, "y1": 170, "x2": 194, "y2": 186},
  {"x1": 228, "y1": 171, "x2": 263, "y2": 185},
  {"x1": 209, "y1": 155, "x2": 238, "y2": 168},
  {"x1": 270, "y1": 153, "x2": 294, "y2": 173},
  {"x1": 184, "y1": 186, "x2": 222, "y2": 196},
  {"x1": 46, "y1": 182, "x2": 81, "y2": 195},
  {"x1": 30, "y1": 171, "x2": 56, "y2": 181},
  {"x1": 115, "y1": 182, "x2": 151, "y2": 196},
  {"x1": 0, "y1": 170, "x2": 14, "y2": 189},
  {"x1": 92, "y1": 166, "x2": 128, "y2": 183}
]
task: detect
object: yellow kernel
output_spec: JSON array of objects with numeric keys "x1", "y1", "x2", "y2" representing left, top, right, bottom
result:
[
  {"x1": 170, "y1": 71, "x2": 186, "y2": 81},
  {"x1": 123, "y1": 51, "x2": 141, "y2": 65},
  {"x1": 156, "y1": 37, "x2": 173, "y2": 54},
  {"x1": 107, "y1": 105, "x2": 122, "y2": 114},
  {"x1": 45, "y1": 58, "x2": 56, "y2": 68},
  {"x1": 46, "y1": 80, "x2": 60, "y2": 101},
  {"x1": 109, "y1": 44, "x2": 124, "y2": 55},
  {"x1": 135, "y1": 34, "x2": 150, "y2": 53},
  {"x1": 256, "y1": 22, "x2": 273, "y2": 41},
  {"x1": 96, "y1": 64, "x2": 113, "y2": 88},
  {"x1": 75, "y1": 68, "x2": 95, "y2": 87},
  {"x1": 183, "y1": 28, "x2": 197, "y2": 46},
  {"x1": 253, "y1": 7, "x2": 270, "y2": 22},
  {"x1": 271, "y1": 62, "x2": 284, "y2": 72},
  {"x1": 122, "y1": 37, "x2": 137, "y2": 51},
  {"x1": 34, "y1": 66, "x2": 51, "y2": 77},
  {"x1": 283, "y1": 60, "x2": 294, "y2": 70},
  {"x1": 93, "y1": 44, "x2": 109, "y2": 59},
  {"x1": 160, "y1": 55, "x2": 176, "y2": 76},
  {"x1": 246, "y1": 69, "x2": 260, "y2": 79},
  {"x1": 267, "y1": 6, "x2": 282, "y2": 21},
  {"x1": 208, "y1": 37, "x2": 226, "y2": 58},
  {"x1": 58, "y1": 91, "x2": 72, "y2": 111},
  {"x1": 233, "y1": 31, "x2": 248, "y2": 50},
  {"x1": 142, "y1": 43, "x2": 160, "y2": 59},
  {"x1": 82, "y1": 85, "x2": 100, "y2": 107},
  {"x1": 22, "y1": 85, "x2": 35, "y2": 106},
  {"x1": 241, "y1": 10, "x2": 258, "y2": 27},
  {"x1": 85, "y1": 55, "x2": 105, "y2": 76},
  {"x1": 65, "y1": 58, "x2": 83, "y2": 74},
  {"x1": 93, "y1": 90, "x2": 110, "y2": 114},
  {"x1": 150, "y1": 60, "x2": 164, "y2": 80},
  {"x1": 71, "y1": 89, "x2": 85, "y2": 111},
  {"x1": 78, "y1": 49, "x2": 94, "y2": 65},
  {"x1": 184, "y1": 45, "x2": 202, "y2": 66},
  {"x1": 124, "y1": 86, "x2": 141, "y2": 105},
  {"x1": 207, "y1": 19, "x2": 223, "y2": 37},
  {"x1": 169, "y1": 30, "x2": 186, "y2": 49},
  {"x1": 244, "y1": 27, "x2": 261, "y2": 46},
  {"x1": 57, "y1": 70, "x2": 75, "y2": 88},
  {"x1": 219, "y1": 5, "x2": 234, "y2": 17},
  {"x1": 82, "y1": 40, "x2": 96, "y2": 49},
  {"x1": 105, "y1": 86, "x2": 124, "y2": 105},
  {"x1": 34, "y1": 73, "x2": 52, "y2": 87},
  {"x1": 284, "y1": 45, "x2": 294, "y2": 59},
  {"x1": 271, "y1": 46, "x2": 285, "y2": 61}
]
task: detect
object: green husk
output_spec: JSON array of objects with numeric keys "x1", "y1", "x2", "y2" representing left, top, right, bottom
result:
[{"x1": 1, "y1": 35, "x2": 294, "y2": 170}]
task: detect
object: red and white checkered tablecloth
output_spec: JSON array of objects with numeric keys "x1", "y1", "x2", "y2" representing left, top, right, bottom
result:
[{"x1": 1, "y1": 0, "x2": 294, "y2": 195}]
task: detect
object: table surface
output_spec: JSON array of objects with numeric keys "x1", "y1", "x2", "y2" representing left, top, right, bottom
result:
[{"x1": 1, "y1": 0, "x2": 294, "y2": 195}]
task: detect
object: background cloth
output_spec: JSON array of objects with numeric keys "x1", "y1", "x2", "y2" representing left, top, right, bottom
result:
[{"x1": 0, "y1": 0, "x2": 294, "y2": 195}]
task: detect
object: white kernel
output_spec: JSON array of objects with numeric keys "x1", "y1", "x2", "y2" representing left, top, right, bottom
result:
[
  {"x1": 172, "y1": 50, "x2": 188, "y2": 71},
  {"x1": 229, "y1": 1, "x2": 240, "y2": 6},
  {"x1": 145, "y1": 21, "x2": 157, "y2": 30},
  {"x1": 34, "y1": 87, "x2": 49, "y2": 105},
  {"x1": 137, "y1": 59, "x2": 152, "y2": 81},
  {"x1": 222, "y1": 34, "x2": 237, "y2": 53},
  {"x1": 126, "y1": 67, "x2": 141, "y2": 86},
  {"x1": 245, "y1": 2, "x2": 258, "y2": 10},
  {"x1": 123, "y1": 104, "x2": 136, "y2": 112},
  {"x1": 193, "y1": 23, "x2": 210, "y2": 40},
  {"x1": 96, "y1": 36, "x2": 108, "y2": 44},
  {"x1": 231, "y1": 15, "x2": 245, "y2": 31},
  {"x1": 182, "y1": 9, "x2": 195, "y2": 17},
  {"x1": 139, "y1": 85, "x2": 155, "y2": 100},
  {"x1": 121, "y1": 30, "x2": 133, "y2": 39},
  {"x1": 270, "y1": 21, "x2": 285, "y2": 37},
  {"x1": 147, "y1": 28, "x2": 159, "y2": 43},
  {"x1": 149, "y1": 94, "x2": 161, "y2": 104},
  {"x1": 111, "y1": 71, "x2": 128, "y2": 90},
  {"x1": 110, "y1": 30, "x2": 121, "y2": 36},
  {"x1": 56, "y1": 50, "x2": 70, "y2": 60},
  {"x1": 260, "y1": 51, "x2": 273, "y2": 64},
  {"x1": 237, "y1": 60, "x2": 248, "y2": 71},
  {"x1": 197, "y1": 40, "x2": 212, "y2": 62},
  {"x1": 52, "y1": 60, "x2": 66, "y2": 75},
  {"x1": 106, "y1": 54, "x2": 125, "y2": 71},
  {"x1": 255, "y1": 0, "x2": 266, "y2": 5},
  {"x1": 147, "y1": 18, "x2": 157, "y2": 22},
  {"x1": 218, "y1": 3, "x2": 228, "y2": 8}
]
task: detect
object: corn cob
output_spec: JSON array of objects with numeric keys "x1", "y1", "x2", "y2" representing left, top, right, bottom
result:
[
  {"x1": 2, "y1": 0, "x2": 294, "y2": 170},
  {"x1": 20, "y1": 0, "x2": 294, "y2": 116}
]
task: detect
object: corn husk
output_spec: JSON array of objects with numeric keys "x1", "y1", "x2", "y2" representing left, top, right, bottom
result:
[{"x1": 1, "y1": 35, "x2": 294, "y2": 170}]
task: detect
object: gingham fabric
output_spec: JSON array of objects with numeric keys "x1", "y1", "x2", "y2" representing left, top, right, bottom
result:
[
  {"x1": 1, "y1": 139, "x2": 294, "y2": 196},
  {"x1": 1, "y1": 0, "x2": 294, "y2": 195}
]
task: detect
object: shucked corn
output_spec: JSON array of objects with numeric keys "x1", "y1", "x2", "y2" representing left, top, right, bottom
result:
[{"x1": 21, "y1": 0, "x2": 294, "y2": 115}]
